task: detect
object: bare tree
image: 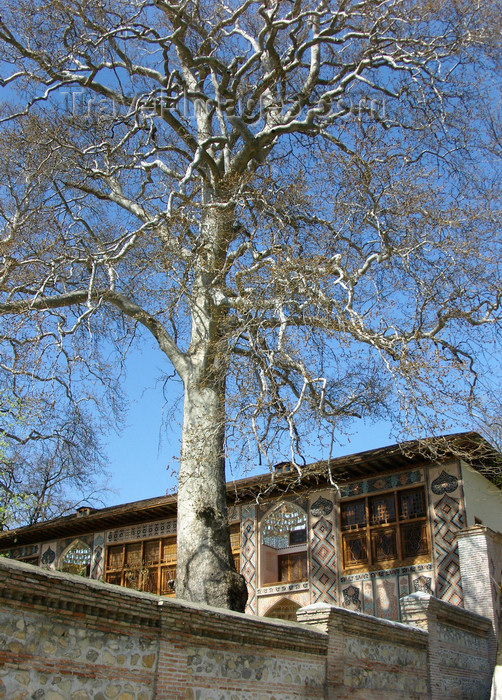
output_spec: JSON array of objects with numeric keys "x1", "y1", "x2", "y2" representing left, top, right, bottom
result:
[
  {"x1": 0, "y1": 386, "x2": 108, "y2": 530},
  {"x1": 0, "y1": 0, "x2": 501, "y2": 609}
]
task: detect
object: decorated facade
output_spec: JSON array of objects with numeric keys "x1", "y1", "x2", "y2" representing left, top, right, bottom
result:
[{"x1": 2, "y1": 431, "x2": 502, "y2": 625}]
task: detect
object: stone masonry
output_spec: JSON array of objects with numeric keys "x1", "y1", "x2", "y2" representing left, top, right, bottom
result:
[{"x1": 0, "y1": 557, "x2": 495, "y2": 699}]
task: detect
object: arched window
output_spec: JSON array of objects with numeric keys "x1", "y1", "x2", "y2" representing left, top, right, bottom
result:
[
  {"x1": 265, "y1": 598, "x2": 301, "y2": 622},
  {"x1": 60, "y1": 541, "x2": 92, "y2": 576},
  {"x1": 262, "y1": 503, "x2": 307, "y2": 548},
  {"x1": 260, "y1": 503, "x2": 308, "y2": 586}
]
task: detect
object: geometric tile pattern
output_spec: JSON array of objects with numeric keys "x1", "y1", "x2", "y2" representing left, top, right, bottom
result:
[
  {"x1": 341, "y1": 562, "x2": 434, "y2": 621},
  {"x1": 399, "y1": 574, "x2": 411, "y2": 598},
  {"x1": 375, "y1": 577, "x2": 399, "y2": 620},
  {"x1": 413, "y1": 575, "x2": 432, "y2": 594},
  {"x1": 4, "y1": 544, "x2": 39, "y2": 560},
  {"x1": 256, "y1": 581, "x2": 309, "y2": 596},
  {"x1": 91, "y1": 532, "x2": 105, "y2": 580},
  {"x1": 342, "y1": 584, "x2": 361, "y2": 612},
  {"x1": 311, "y1": 516, "x2": 337, "y2": 604},
  {"x1": 362, "y1": 579, "x2": 375, "y2": 615},
  {"x1": 106, "y1": 517, "x2": 177, "y2": 544},
  {"x1": 241, "y1": 504, "x2": 257, "y2": 614},
  {"x1": 340, "y1": 469, "x2": 424, "y2": 498},
  {"x1": 433, "y1": 494, "x2": 464, "y2": 606},
  {"x1": 341, "y1": 562, "x2": 433, "y2": 583}
]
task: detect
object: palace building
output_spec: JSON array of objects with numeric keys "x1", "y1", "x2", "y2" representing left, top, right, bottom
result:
[{"x1": 2, "y1": 431, "x2": 502, "y2": 624}]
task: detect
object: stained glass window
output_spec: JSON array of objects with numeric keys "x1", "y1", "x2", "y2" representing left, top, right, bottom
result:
[
  {"x1": 399, "y1": 489, "x2": 426, "y2": 519},
  {"x1": 343, "y1": 534, "x2": 368, "y2": 565},
  {"x1": 402, "y1": 522, "x2": 428, "y2": 557},
  {"x1": 103, "y1": 524, "x2": 241, "y2": 596},
  {"x1": 370, "y1": 495, "x2": 395, "y2": 524},
  {"x1": 61, "y1": 541, "x2": 92, "y2": 576},
  {"x1": 341, "y1": 500, "x2": 366, "y2": 529},
  {"x1": 372, "y1": 529, "x2": 397, "y2": 561},
  {"x1": 262, "y1": 503, "x2": 307, "y2": 549}
]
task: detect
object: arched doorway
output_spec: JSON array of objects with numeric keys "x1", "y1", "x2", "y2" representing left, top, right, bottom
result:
[{"x1": 265, "y1": 598, "x2": 301, "y2": 622}]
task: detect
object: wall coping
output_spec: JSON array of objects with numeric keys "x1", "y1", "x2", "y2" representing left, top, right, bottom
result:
[
  {"x1": 0, "y1": 556, "x2": 327, "y2": 655},
  {"x1": 297, "y1": 602, "x2": 428, "y2": 647},
  {"x1": 0, "y1": 556, "x2": 161, "y2": 628},
  {"x1": 401, "y1": 592, "x2": 492, "y2": 635},
  {"x1": 456, "y1": 524, "x2": 502, "y2": 545}
]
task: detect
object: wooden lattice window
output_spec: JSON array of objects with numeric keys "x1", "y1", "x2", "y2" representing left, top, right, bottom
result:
[
  {"x1": 401, "y1": 521, "x2": 428, "y2": 557},
  {"x1": 370, "y1": 495, "x2": 396, "y2": 525},
  {"x1": 162, "y1": 539, "x2": 177, "y2": 564},
  {"x1": 340, "y1": 486, "x2": 430, "y2": 570},
  {"x1": 399, "y1": 489, "x2": 426, "y2": 520},
  {"x1": 342, "y1": 533, "x2": 368, "y2": 566},
  {"x1": 341, "y1": 500, "x2": 366, "y2": 529},
  {"x1": 278, "y1": 551, "x2": 308, "y2": 583},
  {"x1": 104, "y1": 536, "x2": 177, "y2": 596},
  {"x1": 160, "y1": 565, "x2": 177, "y2": 595},
  {"x1": 371, "y1": 528, "x2": 397, "y2": 562},
  {"x1": 230, "y1": 524, "x2": 240, "y2": 572},
  {"x1": 103, "y1": 522, "x2": 241, "y2": 595}
]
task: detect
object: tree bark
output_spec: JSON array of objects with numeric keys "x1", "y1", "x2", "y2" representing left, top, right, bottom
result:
[
  {"x1": 175, "y1": 379, "x2": 247, "y2": 610},
  {"x1": 174, "y1": 203, "x2": 248, "y2": 611}
]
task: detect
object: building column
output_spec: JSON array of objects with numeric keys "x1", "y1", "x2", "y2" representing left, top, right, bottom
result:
[
  {"x1": 308, "y1": 490, "x2": 339, "y2": 605},
  {"x1": 456, "y1": 525, "x2": 502, "y2": 667},
  {"x1": 240, "y1": 504, "x2": 257, "y2": 614}
]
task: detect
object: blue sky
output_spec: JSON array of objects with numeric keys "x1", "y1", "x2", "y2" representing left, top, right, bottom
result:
[
  {"x1": 101, "y1": 341, "x2": 400, "y2": 508},
  {"x1": 101, "y1": 343, "x2": 182, "y2": 506}
]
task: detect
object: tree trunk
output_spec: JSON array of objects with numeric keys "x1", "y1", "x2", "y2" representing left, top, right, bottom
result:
[
  {"x1": 175, "y1": 379, "x2": 248, "y2": 610},
  {"x1": 174, "y1": 202, "x2": 248, "y2": 611}
]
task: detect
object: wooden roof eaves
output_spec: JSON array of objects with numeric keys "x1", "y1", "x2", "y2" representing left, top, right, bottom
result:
[{"x1": 1, "y1": 430, "x2": 499, "y2": 550}]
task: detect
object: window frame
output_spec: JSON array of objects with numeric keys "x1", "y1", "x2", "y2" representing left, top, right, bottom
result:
[
  {"x1": 103, "y1": 523, "x2": 241, "y2": 596},
  {"x1": 340, "y1": 485, "x2": 430, "y2": 571},
  {"x1": 277, "y1": 550, "x2": 308, "y2": 583},
  {"x1": 104, "y1": 536, "x2": 177, "y2": 595},
  {"x1": 60, "y1": 540, "x2": 93, "y2": 577},
  {"x1": 259, "y1": 502, "x2": 309, "y2": 587}
]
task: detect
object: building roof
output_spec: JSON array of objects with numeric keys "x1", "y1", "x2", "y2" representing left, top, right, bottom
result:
[{"x1": 1, "y1": 431, "x2": 500, "y2": 550}]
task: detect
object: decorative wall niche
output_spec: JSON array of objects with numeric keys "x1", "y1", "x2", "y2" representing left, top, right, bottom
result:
[
  {"x1": 60, "y1": 540, "x2": 92, "y2": 576},
  {"x1": 260, "y1": 503, "x2": 308, "y2": 586}
]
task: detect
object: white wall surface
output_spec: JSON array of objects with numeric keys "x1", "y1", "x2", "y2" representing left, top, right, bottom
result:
[{"x1": 461, "y1": 460, "x2": 502, "y2": 533}]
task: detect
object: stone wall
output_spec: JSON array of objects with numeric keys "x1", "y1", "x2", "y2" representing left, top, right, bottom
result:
[
  {"x1": 0, "y1": 559, "x2": 160, "y2": 699},
  {"x1": 0, "y1": 556, "x2": 495, "y2": 699},
  {"x1": 0, "y1": 558, "x2": 327, "y2": 699},
  {"x1": 298, "y1": 602, "x2": 429, "y2": 699},
  {"x1": 401, "y1": 592, "x2": 492, "y2": 699}
]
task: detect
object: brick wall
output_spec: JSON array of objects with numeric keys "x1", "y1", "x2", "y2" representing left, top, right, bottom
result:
[
  {"x1": 298, "y1": 602, "x2": 429, "y2": 698},
  {"x1": 0, "y1": 556, "x2": 495, "y2": 699},
  {"x1": 457, "y1": 526, "x2": 502, "y2": 665},
  {"x1": 401, "y1": 592, "x2": 492, "y2": 699},
  {"x1": 0, "y1": 558, "x2": 326, "y2": 699}
]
